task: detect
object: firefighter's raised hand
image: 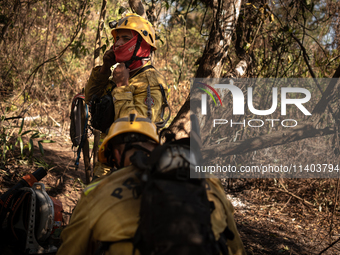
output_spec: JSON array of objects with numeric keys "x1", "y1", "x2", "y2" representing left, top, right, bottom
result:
[
  {"x1": 100, "y1": 46, "x2": 116, "y2": 75},
  {"x1": 113, "y1": 63, "x2": 130, "y2": 87}
]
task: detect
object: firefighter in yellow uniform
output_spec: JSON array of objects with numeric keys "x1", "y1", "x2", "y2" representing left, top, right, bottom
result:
[
  {"x1": 85, "y1": 13, "x2": 169, "y2": 178},
  {"x1": 57, "y1": 113, "x2": 246, "y2": 255}
]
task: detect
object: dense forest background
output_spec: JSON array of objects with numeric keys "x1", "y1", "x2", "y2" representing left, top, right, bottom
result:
[{"x1": 1, "y1": 0, "x2": 340, "y2": 254}]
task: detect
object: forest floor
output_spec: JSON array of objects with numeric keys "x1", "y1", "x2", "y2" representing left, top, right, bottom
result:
[{"x1": 1, "y1": 126, "x2": 340, "y2": 255}]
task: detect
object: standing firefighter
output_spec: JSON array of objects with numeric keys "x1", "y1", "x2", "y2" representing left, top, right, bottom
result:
[
  {"x1": 57, "y1": 113, "x2": 246, "y2": 255},
  {"x1": 86, "y1": 13, "x2": 169, "y2": 178}
]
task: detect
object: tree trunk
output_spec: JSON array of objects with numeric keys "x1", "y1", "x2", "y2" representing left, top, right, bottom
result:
[
  {"x1": 195, "y1": 0, "x2": 241, "y2": 78},
  {"x1": 202, "y1": 124, "x2": 335, "y2": 159},
  {"x1": 169, "y1": 0, "x2": 242, "y2": 138},
  {"x1": 201, "y1": 63, "x2": 340, "y2": 158},
  {"x1": 312, "y1": 64, "x2": 340, "y2": 123},
  {"x1": 90, "y1": 0, "x2": 107, "y2": 183},
  {"x1": 93, "y1": 0, "x2": 107, "y2": 67},
  {"x1": 129, "y1": 0, "x2": 146, "y2": 18}
]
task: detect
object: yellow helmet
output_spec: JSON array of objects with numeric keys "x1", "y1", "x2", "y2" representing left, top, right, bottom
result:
[
  {"x1": 111, "y1": 13, "x2": 157, "y2": 50},
  {"x1": 99, "y1": 113, "x2": 159, "y2": 164}
]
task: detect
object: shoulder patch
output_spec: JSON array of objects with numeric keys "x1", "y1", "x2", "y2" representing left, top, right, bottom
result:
[{"x1": 144, "y1": 97, "x2": 155, "y2": 106}]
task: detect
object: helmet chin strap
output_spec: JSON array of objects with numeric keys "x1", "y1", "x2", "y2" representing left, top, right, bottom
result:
[
  {"x1": 124, "y1": 34, "x2": 144, "y2": 69},
  {"x1": 119, "y1": 143, "x2": 151, "y2": 169}
]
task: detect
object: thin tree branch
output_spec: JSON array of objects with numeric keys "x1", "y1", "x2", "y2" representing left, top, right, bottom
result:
[
  {"x1": 24, "y1": 0, "x2": 89, "y2": 94},
  {"x1": 177, "y1": 0, "x2": 194, "y2": 85},
  {"x1": 202, "y1": 124, "x2": 335, "y2": 159},
  {"x1": 318, "y1": 237, "x2": 340, "y2": 255},
  {"x1": 291, "y1": 33, "x2": 335, "y2": 119},
  {"x1": 268, "y1": 187, "x2": 314, "y2": 207}
]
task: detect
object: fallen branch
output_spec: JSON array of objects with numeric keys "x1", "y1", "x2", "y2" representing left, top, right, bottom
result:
[
  {"x1": 318, "y1": 237, "x2": 340, "y2": 255},
  {"x1": 277, "y1": 196, "x2": 292, "y2": 213},
  {"x1": 202, "y1": 124, "x2": 335, "y2": 159},
  {"x1": 19, "y1": 115, "x2": 40, "y2": 122},
  {"x1": 49, "y1": 116, "x2": 61, "y2": 127},
  {"x1": 268, "y1": 187, "x2": 314, "y2": 207}
]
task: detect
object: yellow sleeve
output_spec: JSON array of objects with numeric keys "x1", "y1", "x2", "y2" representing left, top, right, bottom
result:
[
  {"x1": 207, "y1": 179, "x2": 246, "y2": 255},
  {"x1": 111, "y1": 66, "x2": 168, "y2": 122},
  {"x1": 57, "y1": 195, "x2": 96, "y2": 255},
  {"x1": 85, "y1": 66, "x2": 111, "y2": 104},
  {"x1": 112, "y1": 85, "x2": 135, "y2": 120},
  {"x1": 111, "y1": 84, "x2": 162, "y2": 122},
  {"x1": 224, "y1": 199, "x2": 246, "y2": 255},
  {"x1": 132, "y1": 84, "x2": 164, "y2": 123}
]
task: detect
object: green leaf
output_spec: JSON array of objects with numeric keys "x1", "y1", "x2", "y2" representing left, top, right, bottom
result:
[
  {"x1": 118, "y1": 6, "x2": 127, "y2": 14},
  {"x1": 19, "y1": 118, "x2": 24, "y2": 134},
  {"x1": 19, "y1": 136, "x2": 23, "y2": 155},
  {"x1": 31, "y1": 132, "x2": 40, "y2": 139},
  {"x1": 2, "y1": 144, "x2": 7, "y2": 161},
  {"x1": 38, "y1": 141, "x2": 44, "y2": 156},
  {"x1": 39, "y1": 140, "x2": 55, "y2": 143},
  {"x1": 101, "y1": 44, "x2": 107, "y2": 53},
  {"x1": 21, "y1": 130, "x2": 35, "y2": 136},
  {"x1": 29, "y1": 139, "x2": 33, "y2": 155},
  {"x1": 165, "y1": 1, "x2": 170, "y2": 10},
  {"x1": 14, "y1": 138, "x2": 19, "y2": 150}
]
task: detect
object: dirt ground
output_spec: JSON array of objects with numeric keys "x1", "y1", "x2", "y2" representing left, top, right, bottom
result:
[
  {"x1": 0, "y1": 127, "x2": 85, "y2": 226},
  {"x1": 1, "y1": 126, "x2": 340, "y2": 255},
  {"x1": 224, "y1": 179, "x2": 340, "y2": 255}
]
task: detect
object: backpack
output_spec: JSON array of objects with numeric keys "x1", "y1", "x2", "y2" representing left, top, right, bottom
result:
[
  {"x1": 0, "y1": 188, "x2": 32, "y2": 252},
  {"x1": 69, "y1": 91, "x2": 89, "y2": 168},
  {"x1": 89, "y1": 88, "x2": 115, "y2": 134},
  {"x1": 0, "y1": 170, "x2": 62, "y2": 254},
  {"x1": 96, "y1": 136, "x2": 233, "y2": 255},
  {"x1": 128, "y1": 136, "x2": 233, "y2": 255},
  {"x1": 70, "y1": 91, "x2": 88, "y2": 147}
]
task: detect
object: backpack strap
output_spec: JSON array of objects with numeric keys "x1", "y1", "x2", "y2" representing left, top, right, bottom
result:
[
  {"x1": 130, "y1": 65, "x2": 154, "y2": 79},
  {"x1": 217, "y1": 225, "x2": 235, "y2": 255},
  {"x1": 129, "y1": 64, "x2": 171, "y2": 127},
  {"x1": 131, "y1": 65, "x2": 155, "y2": 121},
  {"x1": 74, "y1": 102, "x2": 88, "y2": 170},
  {"x1": 155, "y1": 83, "x2": 171, "y2": 128}
]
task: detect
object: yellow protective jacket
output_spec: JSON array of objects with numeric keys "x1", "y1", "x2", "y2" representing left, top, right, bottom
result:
[
  {"x1": 57, "y1": 165, "x2": 246, "y2": 255},
  {"x1": 85, "y1": 62, "x2": 168, "y2": 123}
]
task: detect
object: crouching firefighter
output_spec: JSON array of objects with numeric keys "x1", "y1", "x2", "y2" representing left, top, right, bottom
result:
[{"x1": 57, "y1": 113, "x2": 246, "y2": 255}]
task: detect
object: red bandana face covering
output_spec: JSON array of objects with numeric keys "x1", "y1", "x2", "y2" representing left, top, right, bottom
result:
[{"x1": 113, "y1": 32, "x2": 151, "y2": 70}]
